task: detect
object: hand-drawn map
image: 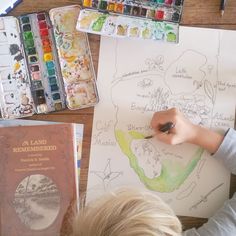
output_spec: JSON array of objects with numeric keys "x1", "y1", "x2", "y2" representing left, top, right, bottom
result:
[{"x1": 87, "y1": 26, "x2": 236, "y2": 218}]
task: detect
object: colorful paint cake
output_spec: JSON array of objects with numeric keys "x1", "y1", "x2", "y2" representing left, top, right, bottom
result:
[
  {"x1": 49, "y1": 5, "x2": 99, "y2": 109},
  {"x1": 0, "y1": 17, "x2": 34, "y2": 119},
  {"x1": 82, "y1": 0, "x2": 184, "y2": 23},
  {"x1": 79, "y1": 0, "x2": 183, "y2": 42},
  {"x1": 77, "y1": 9, "x2": 179, "y2": 43},
  {"x1": 19, "y1": 12, "x2": 66, "y2": 114}
]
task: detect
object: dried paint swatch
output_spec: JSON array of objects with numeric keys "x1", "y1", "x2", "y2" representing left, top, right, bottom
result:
[{"x1": 0, "y1": 17, "x2": 34, "y2": 119}]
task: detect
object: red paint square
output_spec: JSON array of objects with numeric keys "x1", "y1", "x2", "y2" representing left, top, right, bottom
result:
[
  {"x1": 42, "y1": 38, "x2": 51, "y2": 47},
  {"x1": 165, "y1": 0, "x2": 173, "y2": 4},
  {"x1": 40, "y1": 28, "x2": 49, "y2": 37},
  {"x1": 155, "y1": 10, "x2": 164, "y2": 20},
  {"x1": 39, "y1": 21, "x2": 47, "y2": 29}
]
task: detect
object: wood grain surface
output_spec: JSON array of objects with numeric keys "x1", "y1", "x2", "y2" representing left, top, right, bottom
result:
[{"x1": 9, "y1": 0, "x2": 236, "y2": 230}]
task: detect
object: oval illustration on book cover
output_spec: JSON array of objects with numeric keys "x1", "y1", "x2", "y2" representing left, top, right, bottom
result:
[{"x1": 13, "y1": 174, "x2": 60, "y2": 230}]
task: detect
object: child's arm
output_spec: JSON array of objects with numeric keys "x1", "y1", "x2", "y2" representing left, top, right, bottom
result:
[
  {"x1": 151, "y1": 108, "x2": 236, "y2": 236},
  {"x1": 151, "y1": 108, "x2": 236, "y2": 174},
  {"x1": 183, "y1": 128, "x2": 236, "y2": 236}
]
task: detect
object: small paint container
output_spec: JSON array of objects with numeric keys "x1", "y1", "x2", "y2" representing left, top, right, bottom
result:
[
  {"x1": 146, "y1": 9, "x2": 156, "y2": 19},
  {"x1": 166, "y1": 31, "x2": 177, "y2": 42},
  {"x1": 49, "y1": 76, "x2": 57, "y2": 85},
  {"x1": 140, "y1": 8, "x2": 147, "y2": 17},
  {"x1": 21, "y1": 16, "x2": 30, "y2": 24},
  {"x1": 131, "y1": 6, "x2": 141, "y2": 16},
  {"x1": 52, "y1": 93, "x2": 61, "y2": 100},
  {"x1": 107, "y1": 2, "x2": 115, "y2": 11},
  {"x1": 83, "y1": 0, "x2": 92, "y2": 7},
  {"x1": 155, "y1": 10, "x2": 164, "y2": 20},
  {"x1": 40, "y1": 28, "x2": 49, "y2": 37},
  {"x1": 164, "y1": 9, "x2": 173, "y2": 21},
  {"x1": 32, "y1": 80, "x2": 43, "y2": 90},
  {"x1": 30, "y1": 65, "x2": 40, "y2": 72},
  {"x1": 102, "y1": 16, "x2": 117, "y2": 35},
  {"x1": 114, "y1": 3, "x2": 123, "y2": 13},
  {"x1": 22, "y1": 24, "x2": 31, "y2": 32},
  {"x1": 50, "y1": 84, "x2": 59, "y2": 92},
  {"x1": 27, "y1": 47, "x2": 36, "y2": 55},
  {"x1": 98, "y1": 0, "x2": 108, "y2": 10},
  {"x1": 29, "y1": 55, "x2": 38, "y2": 63},
  {"x1": 43, "y1": 52, "x2": 53, "y2": 61},
  {"x1": 35, "y1": 90, "x2": 46, "y2": 104},
  {"x1": 128, "y1": 20, "x2": 141, "y2": 38},
  {"x1": 37, "y1": 13, "x2": 46, "y2": 21},
  {"x1": 43, "y1": 46, "x2": 52, "y2": 53},
  {"x1": 174, "y1": 0, "x2": 182, "y2": 6},
  {"x1": 32, "y1": 72, "x2": 41, "y2": 80},
  {"x1": 92, "y1": 0, "x2": 99, "y2": 8},
  {"x1": 116, "y1": 18, "x2": 129, "y2": 36},
  {"x1": 91, "y1": 14, "x2": 108, "y2": 32},
  {"x1": 123, "y1": 5, "x2": 132, "y2": 15},
  {"x1": 39, "y1": 21, "x2": 47, "y2": 29},
  {"x1": 165, "y1": 0, "x2": 173, "y2": 5},
  {"x1": 172, "y1": 12, "x2": 180, "y2": 22}
]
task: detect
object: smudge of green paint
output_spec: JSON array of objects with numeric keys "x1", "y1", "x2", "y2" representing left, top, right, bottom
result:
[
  {"x1": 115, "y1": 129, "x2": 203, "y2": 192},
  {"x1": 92, "y1": 15, "x2": 108, "y2": 32}
]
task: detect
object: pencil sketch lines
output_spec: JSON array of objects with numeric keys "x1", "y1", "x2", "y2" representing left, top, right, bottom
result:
[
  {"x1": 197, "y1": 158, "x2": 206, "y2": 179},
  {"x1": 90, "y1": 158, "x2": 123, "y2": 190},
  {"x1": 176, "y1": 182, "x2": 197, "y2": 200},
  {"x1": 145, "y1": 55, "x2": 164, "y2": 71},
  {"x1": 189, "y1": 183, "x2": 224, "y2": 211}
]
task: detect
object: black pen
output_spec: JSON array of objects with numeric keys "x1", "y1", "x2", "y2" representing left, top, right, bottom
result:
[
  {"x1": 220, "y1": 0, "x2": 227, "y2": 17},
  {"x1": 144, "y1": 122, "x2": 175, "y2": 139}
]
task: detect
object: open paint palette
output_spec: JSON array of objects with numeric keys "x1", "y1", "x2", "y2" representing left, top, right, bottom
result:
[
  {"x1": 77, "y1": 0, "x2": 184, "y2": 43},
  {"x1": 19, "y1": 13, "x2": 66, "y2": 114},
  {"x1": 0, "y1": 6, "x2": 98, "y2": 119}
]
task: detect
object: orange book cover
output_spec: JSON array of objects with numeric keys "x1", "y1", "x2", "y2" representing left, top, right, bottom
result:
[{"x1": 0, "y1": 123, "x2": 77, "y2": 236}]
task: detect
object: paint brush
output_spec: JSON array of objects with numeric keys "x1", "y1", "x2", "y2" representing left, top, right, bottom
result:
[
  {"x1": 144, "y1": 122, "x2": 175, "y2": 139},
  {"x1": 220, "y1": 0, "x2": 227, "y2": 17}
]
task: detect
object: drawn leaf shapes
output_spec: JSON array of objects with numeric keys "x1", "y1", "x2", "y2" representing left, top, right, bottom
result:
[
  {"x1": 193, "y1": 80, "x2": 203, "y2": 89},
  {"x1": 204, "y1": 80, "x2": 215, "y2": 104}
]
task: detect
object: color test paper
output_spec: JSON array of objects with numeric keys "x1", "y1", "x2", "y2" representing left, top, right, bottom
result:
[{"x1": 87, "y1": 26, "x2": 236, "y2": 218}]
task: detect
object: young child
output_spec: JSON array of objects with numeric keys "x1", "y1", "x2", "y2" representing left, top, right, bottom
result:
[{"x1": 70, "y1": 108, "x2": 236, "y2": 236}]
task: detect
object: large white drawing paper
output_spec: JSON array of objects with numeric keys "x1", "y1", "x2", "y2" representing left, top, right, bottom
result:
[{"x1": 87, "y1": 26, "x2": 236, "y2": 218}]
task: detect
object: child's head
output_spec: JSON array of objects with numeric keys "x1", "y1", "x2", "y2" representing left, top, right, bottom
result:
[{"x1": 72, "y1": 188, "x2": 182, "y2": 236}]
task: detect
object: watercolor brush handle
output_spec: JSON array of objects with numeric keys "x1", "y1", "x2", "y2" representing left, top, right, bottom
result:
[
  {"x1": 144, "y1": 122, "x2": 175, "y2": 139},
  {"x1": 220, "y1": 0, "x2": 227, "y2": 16}
]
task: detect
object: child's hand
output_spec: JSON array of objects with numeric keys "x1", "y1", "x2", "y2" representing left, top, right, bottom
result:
[
  {"x1": 150, "y1": 108, "x2": 197, "y2": 145},
  {"x1": 151, "y1": 108, "x2": 224, "y2": 154}
]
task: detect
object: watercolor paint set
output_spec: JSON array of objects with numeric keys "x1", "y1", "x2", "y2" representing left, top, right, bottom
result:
[
  {"x1": 0, "y1": 6, "x2": 98, "y2": 119},
  {"x1": 77, "y1": 9, "x2": 178, "y2": 42},
  {"x1": 49, "y1": 5, "x2": 98, "y2": 110},
  {"x1": 77, "y1": 0, "x2": 184, "y2": 42},
  {"x1": 19, "y1": 12, "x2": 66, "y2": 114}
]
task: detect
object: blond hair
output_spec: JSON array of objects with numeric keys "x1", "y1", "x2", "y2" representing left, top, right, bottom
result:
[{"x1": 72, "y1": 188, "x2": 182, "y2": 236}]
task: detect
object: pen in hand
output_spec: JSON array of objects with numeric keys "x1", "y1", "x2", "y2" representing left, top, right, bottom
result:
[{"x1": 144, "y1": 122, "x2": 175, "y2": 139}]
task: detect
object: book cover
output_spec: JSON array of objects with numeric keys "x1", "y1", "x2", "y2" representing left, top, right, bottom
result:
[{"x1": 0, "y1": 123, "x2": 77, "y2": 236}]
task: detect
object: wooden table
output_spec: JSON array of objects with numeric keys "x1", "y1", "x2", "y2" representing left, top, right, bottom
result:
[{"x1": 10, "y1": 0, "x2": 236, "y2": 230}]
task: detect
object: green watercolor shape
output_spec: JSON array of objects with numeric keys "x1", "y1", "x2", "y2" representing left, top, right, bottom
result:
[
  {"x1": 91, "y1": 15, "x2": 108, "y2": 32},
  {"x1": 115, "y1": 129, "x2": 203, "y2": 193}
]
